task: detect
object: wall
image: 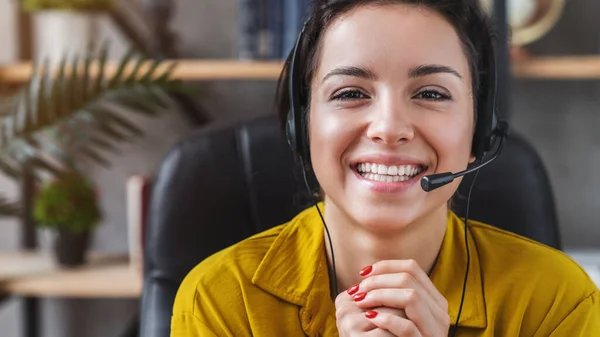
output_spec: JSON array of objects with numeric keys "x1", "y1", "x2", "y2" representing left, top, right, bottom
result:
[
  {"x1": 511, "y1": 0, "x2": 600, "y2": 248},
  {"x1": 0, "y1": 0, "x2": 598, "y2": 336}
]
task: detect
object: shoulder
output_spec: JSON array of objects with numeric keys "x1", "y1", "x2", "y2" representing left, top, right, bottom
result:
[
  {"x1": 171, "y1": 222, "x2": 290, "y2": 335},
  {"x1": 171, "y1": 205, "x2": 321, "y2": 335},
  {"x1": 172, "y1": 222, "x2": 287, "y2": 314},
  {"x1": 468, "y1": 220, "x2": 599, "y2": 331},
  {"x1": 172, "y1": 204, "x2": 319, "y2": 313},
  {"x1": 469, "y1": 220, "x2": 593, "y2": 290}
]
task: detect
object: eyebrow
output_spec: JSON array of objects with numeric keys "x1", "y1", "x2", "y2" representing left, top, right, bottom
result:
[
  {"x1": 321, "y1": 63, "x2": 463, "y2": 83},
  {"x1": 321, "y1": 66, "x2": 377, "y2": 83},
  {"x1": 409, "y1": 64, "x2": 463, "y2": 80}
]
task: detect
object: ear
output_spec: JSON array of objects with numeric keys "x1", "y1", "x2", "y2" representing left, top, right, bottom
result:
[{"x1": 468, "y1": 153, "x2": 476, "y2": 164}]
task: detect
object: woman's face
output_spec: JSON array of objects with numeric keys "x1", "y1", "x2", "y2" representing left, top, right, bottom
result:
[{"x1": 309, "y1": 4, "x2": 476, "y2": 231}]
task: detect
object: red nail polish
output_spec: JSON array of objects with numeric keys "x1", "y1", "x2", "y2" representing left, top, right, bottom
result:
[
  {"x1": 359, "y1": 265, "x2": 373, "y2": 277},
  {"x1": 347, "y1": 283, "x2": 360, "y2": 296},
  {"x1": 365, "y1": 310, "x2": 378, "y2": 319},
  {"x1": 352, "y1": 292, "x2": 367, "y2": 301}
]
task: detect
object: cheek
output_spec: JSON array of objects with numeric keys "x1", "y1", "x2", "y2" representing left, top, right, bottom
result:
[
  {"x1": 422, "y1": 114, "x2": 474, "y2": 171},
  {"x1": 308, "y1": 108, "x2": 358, "y2": 175}
]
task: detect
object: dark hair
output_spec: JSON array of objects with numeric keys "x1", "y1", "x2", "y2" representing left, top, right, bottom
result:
[{"x1": 275, "y1": 0, "x2": 496, "y2": 135}]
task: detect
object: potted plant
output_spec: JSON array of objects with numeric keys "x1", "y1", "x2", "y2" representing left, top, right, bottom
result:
[
  {"x1": 22, "y1": 0, "x2": 115, "y2": 64},
  {"x1": 0, "y1": 44, "x2": 193, "y2": 221},
  {"x1": 33, "y1": 170, "x2": 102, "y2": 267}
]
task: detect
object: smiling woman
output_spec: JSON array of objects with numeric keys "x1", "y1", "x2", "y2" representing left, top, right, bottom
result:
[{"x1": 170, "y1": 1, "x2": 600, "y2": 336}]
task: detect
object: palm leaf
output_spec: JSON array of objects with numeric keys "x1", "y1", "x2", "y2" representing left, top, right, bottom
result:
[{"x1": 0, "y1": 43, "x2": 188, "y2": 217}]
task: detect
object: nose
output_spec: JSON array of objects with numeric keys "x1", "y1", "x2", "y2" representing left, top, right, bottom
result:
[{"x1": 366, "y1": 99, "x2": 415, "y2": 145}]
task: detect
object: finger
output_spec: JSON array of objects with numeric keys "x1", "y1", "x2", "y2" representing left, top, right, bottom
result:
[
  {"x1": 336, "y1": 292, "x2": 380, "y2": 332},
  {"x1": 356, "y1": 273, "x2": 442, "y2": 318},
  {"x1": 364, "y1": 328, "x2": 397, "y2": 337},
  {"x1": 373, "y1": 306, "x2": 407, "y2": 319},
  {"x1": 336, "y1": 311, "x2": 381, "y2": 333},
  {"x1": 365, "y1": 310, "x2": 422, "y2": 337},
  {"x1": 353, "y1": 288, "x2": 443, "y2": 336},
  {"x1": 335, "y1": 290, "x2": 354, "y2": 308},
  {"x1": 365, "y1": 260, "x2": 448, "y2": 311},
  {"x1": 353, "y1": 274, "x2": 448, "y2": 329}
]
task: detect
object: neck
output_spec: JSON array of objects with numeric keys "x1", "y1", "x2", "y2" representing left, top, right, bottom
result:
[{"x1": 322, "y1": 200, "x2": 449, "y2": 295}]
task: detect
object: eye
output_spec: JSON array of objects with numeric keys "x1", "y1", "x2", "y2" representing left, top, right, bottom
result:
[
  {"x1": 331, "y1": 89, "x2": 369, "y2": 101},
  {"x1": 413, "y1": 89, "x2": 451, "y2": 101}
]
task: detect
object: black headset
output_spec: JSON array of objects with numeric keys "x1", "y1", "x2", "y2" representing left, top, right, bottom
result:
[{"x1": 285, "y1": 18, "x2": 509, "y2": 170}]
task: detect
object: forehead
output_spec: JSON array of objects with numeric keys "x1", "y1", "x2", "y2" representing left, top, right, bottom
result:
[{"x1": 315, "y1": 4, "x2": 470, "y2": 82}]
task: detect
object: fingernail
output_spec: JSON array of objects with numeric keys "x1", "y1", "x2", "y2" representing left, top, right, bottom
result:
[
  {"x1": 347, "y1": 283, "x2": 360, "y2": 296},
  {"x1": 359, "y1": 265, "x2": 373, "y2": 277},
  {"x1": 365, "y1": 310, "x2": 378, "y2": 319},
  {"x1": 352, "y1": 292, "x2": 367, "y2": 301}
]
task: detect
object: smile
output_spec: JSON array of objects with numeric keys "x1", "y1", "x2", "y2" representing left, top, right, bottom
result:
[{"x1": 353, "y1": 163, "x2": 426, "y2": 183}]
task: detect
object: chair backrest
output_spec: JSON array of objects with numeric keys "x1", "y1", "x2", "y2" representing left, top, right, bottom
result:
[{"x1": 139, "y1": 114, "x2": 561, "y2": 337}]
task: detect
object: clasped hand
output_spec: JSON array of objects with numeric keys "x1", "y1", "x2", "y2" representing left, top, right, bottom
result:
[{"x1": 335, "y1": 260, "x2": 450, "y2": 336}]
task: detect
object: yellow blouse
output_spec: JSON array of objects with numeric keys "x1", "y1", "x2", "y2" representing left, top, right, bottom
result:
[{"x1": 171, "y1": 204, "x2": 600, "y2": 336}]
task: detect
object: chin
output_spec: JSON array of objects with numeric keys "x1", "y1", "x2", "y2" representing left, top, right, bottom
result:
[{"x1": 346, "y1": 200, "x2": 424, "y2": 233}]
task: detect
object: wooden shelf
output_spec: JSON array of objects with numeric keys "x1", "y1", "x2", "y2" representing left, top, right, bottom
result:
[
  {"x1": 0, "y1": 56, "x2": 598, "y2": 84},
  {"x1": 512, "y1": 56, "x2": 600, "y2": 80},
  {"x1": 0, "y1": 252, "x2": 141, "y2": 298},
  {"x1": 0, "y1": 59, "x2": 285, "y2": 84}
]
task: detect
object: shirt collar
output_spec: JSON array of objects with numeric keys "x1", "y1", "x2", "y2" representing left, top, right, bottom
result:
[
  {"x1": 252, "y1": 203, "x2": 334, "y2": 334},
  {"x1": 252, "y1": 204, "x2": 487, "y2": 331}
]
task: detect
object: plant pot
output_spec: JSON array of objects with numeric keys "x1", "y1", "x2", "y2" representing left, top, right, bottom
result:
[
  {"x1": 53, "y1": 229, "x2": 91, "y2": 267},
  {"x1": 32, "y1": 10, "x2": 98, "y2": 64}
]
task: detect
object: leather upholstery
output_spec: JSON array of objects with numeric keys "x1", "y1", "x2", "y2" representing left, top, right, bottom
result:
[{"x1": 139, "y1": 114, "x2": 560, "y2": 337}]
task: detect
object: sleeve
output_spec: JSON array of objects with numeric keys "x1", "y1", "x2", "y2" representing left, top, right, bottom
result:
[
  {"x1": 171, "y1": 312, "x2": 220, "y2": 337},
  {"x1": 549, "y1": 291, "x2": 600, "y2": 336}
]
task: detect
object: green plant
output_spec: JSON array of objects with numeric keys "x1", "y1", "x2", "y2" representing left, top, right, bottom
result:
[
  {"x1": 33, "y1": 171, "x2": 101, "y2": 232},
  {"x1": 23, "y1": 0, "x2": 114, "y2": 12},
  {"x1": 0, "y1": 43, "x2": 188, "y2": 217}
]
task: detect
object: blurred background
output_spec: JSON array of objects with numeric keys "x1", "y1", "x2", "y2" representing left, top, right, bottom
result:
[{"x1": 0, "y1": 0, "x2": 598, "y2": 336}]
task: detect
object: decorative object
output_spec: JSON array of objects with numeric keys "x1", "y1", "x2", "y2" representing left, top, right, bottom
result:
[
  {"x1": 33, "y1": 170, "x2": 101, "y2": 266},
  {"x1": 22, "y1": 0, "x2": 115, "y2": 64},
  {"x1": 480, "y1": 0, "x2": 566, "y2": 60},
  {"x1": 0, "y1": 44, "x2": 185, "y2": 217}
]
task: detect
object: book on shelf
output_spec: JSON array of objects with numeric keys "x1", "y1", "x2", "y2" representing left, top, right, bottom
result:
[
  {"x1": 237, "y1": 0, "x2": 311, "y2": 60},
  {"x1": 237, "y1": 0, "x2": 261, "y2": 60}
]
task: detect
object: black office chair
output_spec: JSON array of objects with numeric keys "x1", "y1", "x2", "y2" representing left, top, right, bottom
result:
[{"x1": 138, "y1": 114, "x2": 561, "y2": 337}]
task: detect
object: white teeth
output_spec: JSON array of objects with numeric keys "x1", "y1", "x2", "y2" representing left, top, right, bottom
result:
[
  {"x1": 355, "y1": 162, "x2": 425, "y2": 182},
  {"x1": 356, "y1": 163, "x2": 422, "y2": 176}
]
